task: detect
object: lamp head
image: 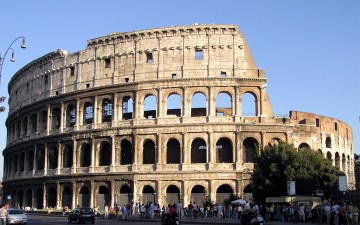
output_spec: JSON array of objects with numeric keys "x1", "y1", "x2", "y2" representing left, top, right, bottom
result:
[
  {"x1": 10, "y1": 52, "x2": 15, "y2": 62},
  {"x1": 21, "y1": 38, "x2": 26, "y2": 49}
]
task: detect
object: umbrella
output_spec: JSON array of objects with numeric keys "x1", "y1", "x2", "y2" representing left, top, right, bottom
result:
[{"x1": 231, "y1": 199, "x2": 247, "y2": 205}]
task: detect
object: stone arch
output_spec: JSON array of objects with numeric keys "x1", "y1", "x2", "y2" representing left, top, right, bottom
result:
[
  {"x1": 167, "y1": 93, "x2": 181, "y2": 117},
  {"x1": 243, "y1": 184, "x2": 253, "y2": 201},
  {"x1": 242, "y1": 92, "x2": 257, "y2": 116},
  {"x1": 99, "y1": 141, "x2": 111, "y2": 166},
  {"x1": 216, "y1": 137, "x2": 233, "y2": 163},
  {"x1": 122, "y1": 96, "x2": 134, "y2": 120},
  {"x1": 19, "y1": 152, "x2": 25, "y2": 172},
  {"x1": 35, "y1": 188, "x2": 43, "y2": 209},
  {"x1": 13, "y1": 154, "x2": 18, "y2": 173},
  {"x1": 66, "y1": 104, "x2": 76, "y2": 127},
  {"x1": 48, "y1": 145, "x2": 58, "y2": 169},
  {"x1": 18, "y1": 189, "x2": 24, "y2": 208},
  {"x1": 144, "y1": 94, "x2": 157, "y2": 119},
  {"x1": 120, "y1": 139, "x2": 133, "y2": 165},
  {"x1": 84, "y1": 102, "x2": 94, "y2": 124},
  {"x1": 166, "y1": 138, "x2": 181, "y2": 164},
  {"x1": 216, "y1": 92, "x2": 232, "y2": 117},
  {"x1": 63, "y1": 144, "x2": 73, "y2": 168},
  {"x1": 25, "y1": 188, "x2": 33, "y2": 208},
  {"x1": 40, "y1": 110, "x2": 47, "y2": 133},
  {"x1": 118, "y1": 184, "x2": 132, "y2": 207},
  {"x1": 318, "y1": 149, "x2": 323, "y2": 155},
  {"x1": 142, "y1": 185, "x2": 155, "y2": 204},
  {"x1": 335, "y1": 152, "x2": 340, "y2": 168},
  {"x1": 102, "y1": 98, "x2": 113, "y2": 123},
  {"x1": 143, "y1": 139, "x2": 156, "y2": 164},
  {"x1": 51, "y1": 107, "x2": 61, "y2": 130},
  {"x1": 326, "y1": 136, "x2": 332, "y2": 148},
  {"x1": 36, "y1": 146, "x2": 45, "y2": 170},
  {"x1": 190, "y1": 185, "x2": 206, "y2": 205},
  {"x1": 216, "y1": 184, "x2": 234, "y2": 204},
  {"x1": 191, "y1": 92, "x2": 207, "y2": 117},
  {"x1": 78, "y1": 186, "x2": 90, "y2": 207},
  {"x1": 298, "y1": 143, "x2": 311, "y2": 150},
  {"x1": 267, "y1": 138, "x2": 282, "y2": 147},
  {"x1": 62, "y1": 186, "x2": 72, "y2": 208},
  {"x1": 342, "y1": 153, "x2": 346, "y2": 172},
  {"x1": 243, "y1": 137, "x2": 259, "y2": 163},
  {"x1": 47, "y1": 187, "x2": 57, "y2": 208},
  {"x1": 191, "y1": 138, "x2": 207, "y2": 163},
  {"x1": 22, "y1": 117, "x2": 28, "y2": 136},
  {"x1": 326, "y1": 151, "x2": 332, "y2": 161},
  {"x1": 26, "y1": 148, "x2": 35, "y2": 171},
  {"x1": 165, "y1": 185, "x2": 181, "y2": 206},
  {"x1": 97, "y1": 186, "x2": 110, "y2": 210},
  {"x1": 30, "y1": 113, "x2": 37, "y2": 134},
  {"x1": 80, "y1": 142, "x2": 91, "y2": 167}
]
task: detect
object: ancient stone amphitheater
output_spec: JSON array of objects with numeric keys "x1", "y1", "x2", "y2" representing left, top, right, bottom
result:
[{"x1": 2, "y1": 24, "x2": 355, "y2": 209}]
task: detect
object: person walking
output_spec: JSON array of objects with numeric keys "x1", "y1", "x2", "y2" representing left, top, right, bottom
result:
[
  {"x1": 104, "y1": 205, "x2": 109, "y2": 220},
  {"x1": 0, "y1": 204, "x2": 9, "y2": 225}
]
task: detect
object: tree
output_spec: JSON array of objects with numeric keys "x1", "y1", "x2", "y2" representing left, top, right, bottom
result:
[{"x1": 251, "y1": 141, "x2": 339, "y2": 203}]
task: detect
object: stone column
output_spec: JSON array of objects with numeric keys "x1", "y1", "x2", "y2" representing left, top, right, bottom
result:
[
  {"x1": 182, "y1": 133, "x2": 188, "y2": 165},
  {"x1": 46, "y1": 105, "x2": 51, "y2": 135},
  {"x1": 75, "y1": 98, "x2": 80, "y2": 130},
  {"x1": 110, "y1": 181, "x2": 115, "y2": 209},
  {"x1": 208, "y1": 87, "x2": 214, "y2": 117},
  {"x1": 72, "y1": 140, "x2": 77, "y2": 174},
  {"x1": 113, "y1": 93, "x2": 118, "y2": 126},
  {"x1": 43, "y1": 183, "x2": 47, "y2": 208},
  {"x1": 57, "y1": 142, "x2": 62, "y2": 175},
  {"x1": 44, "y1": 144, "x2": 48, "y2": 176},
  {"x1": 182, "y1": 87, "x2": 189, "y2": 117},
  {"x1": 90, "y1": 140, "x2": 95, "y2": 173},
  {"x1": 60, "y1": 101, "x2": 64, "y2": 132},
  {"x1": 132, "y1": 134, "x2": 138, "y2": 170},
  {"x1": 90, "y1": 181, "x2": 95, "y2": 208},
  {"x1": 57, "y1": 182, "x2": 61, "y2": 209},
  {"x1": 93, "y1": 95, "x2": 98, "y2": 128},
  {"x1": 33, "y1": 144, "x2": 37, "y2": 176},
  {"x1": 208, "y1": 132, "x2": 215, "y2": 164},
  {"x1": 156, "y1": 133, "x2": 162, "y2": 167},
  {"x1": 71, "y1": 182, "x2": 76, "y2": 209},
  {"x1": 111, "y1": 135, "x2": 116, "y2": 172},
  {"x1": 259, "y1": 84, "x2": 266, "y2": 119}
]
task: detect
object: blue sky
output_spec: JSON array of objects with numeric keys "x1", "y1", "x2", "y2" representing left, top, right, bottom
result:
[{"x1": 0, "y1": 0, "x2": 359, "y2": 178}]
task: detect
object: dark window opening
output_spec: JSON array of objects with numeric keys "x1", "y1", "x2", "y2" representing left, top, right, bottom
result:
[
  {"x1": 146, "y1": 53, "x2": 154, "y2": 63},
  {"x1": 99, "y1": 142, "x2": 111, "y2": 166},
  {"x1": 105, "y1": 58, "x2": 111, "y2": 68},
  {"x1": 70, "y1": 66, "x2": 75, "y2": 76},
  {"x1": 86, "y1": 83, "x2": 90, "y2": 88},
  {"x1": 166, "y1": 139, "x2": 181, "y2": 164},
  {"x1": 80, "y1": 144, "x2": 91, "y2": 167},
  {"x1": 195, "y1": 49, "x2": 203, "y2": 60},
  {"x1": 120, "y1": 140, "x2": 133, "y2": 165},
  {"x1": 335, "y1": 122, "x2": 338, "y2": 131},
  {"x1": 315, "y1": 118, "x2": 320, "y2": 127},
  {"x1": 125, "y1": 78, "x2": 129, "y2": 83},
  {"x1": 172, "y1": 73, "x2": 177, "y2": 79},
  {"x1": 102, "y1": 99, "x2": 113, "y2": 123},
  {"x1": 44, "y1": 75, "x2": 49, "y2": 84},
  {"x1": 191, "y1": 139, "x2": 207, "y2": 163},
  {"x1": 220, "y1": 71, "x2": 226, "y2": 78},
  {"x1": 84, "y1": 103, "x2": 94, "y2": 124},
  {"x1": 143, "y1": 140, "x2": 155, "y2": 164},
  {"x1": 68, "y1": 105, "x2": 76, "y2": 127}
]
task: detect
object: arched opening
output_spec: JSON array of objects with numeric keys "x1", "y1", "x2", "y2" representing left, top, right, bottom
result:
[
  {"x1": 166, "y1": 139, "x2": 181, "y2": 164},
  {"x1": 216, "y1": 184, "x2": 233, "y2": 204},
  {"x1": 36, "y1": 147, "x2": 45, "y2": 170},
  {"x1": 143, "y1": 139, "x2": 155, "y2": 164},
  {"x1": 27, "y1": 150, "x2": 34, "y2": 171},
  {"x1": 118, "y1": 185, "x2": 132, "y2": 207},
  {"x1": 216, "y1": 138, "x2": 233, "y2": 163},
  {"x1": 242, "y1": 92, "x2": 257, "y2": 116},
  {"x1": 80, "y1": 143, "x2": 91, "y2": 167},
  {"x1": 35, "y1": 188, "x2": 43, "y2": 209},
  {"x1": 19, "y1": 152, "x2": 25, "y2": 172},
  {"x1": 97, "y1": 186, "x2": 110, "y2": 210},
  {"x1": 298, "y1": 143, "x2": 311, "y2": 150},
  {"x1": 120, "y1": 140, "x2": 133, "y2": 165},
  {"x1": 142, "y1": 185, "x2": 155, "y2": 204},
  {"x1": 335, "y1": 152, "x2": 340, "y2": 168},
  {"x1": 30, "y1": 114, "x2": 37, "y2": 134},
  {"x1": 191, "y1": 92, "x2": 206, "y2": 117},
  {"x1": 326, "y1": 137, "x2": 332, "y2": 148},
  {"x1": 268, "y1": 138, "x2": 281, "y2": 147},
  {"x1": 48, "y1": 146, "x2": 58, "y2": 169},
  {"x1": 102, "y1": 98, "x2": 113, "y2": 123},
  {"x1": 342, "y1": 154, "x2": 346, "y2": 172},
  {"x1": 99, "y1": 142, "x2": 111, "y2": 166},
  {"x1": 51, "y1": 107, "x2": 61, "y2": 130},
  {"x1": 326, "y1": 152, "x2": 332, "y2": 161},
  {"x1": 191, "y1": 138, "x2": 207, "y2": 163},
  {"x1": 84, "y1": 102, "x2": 94, "y2": 124},
  {"x1": 63, "y1": 145, "x2": 73, "y2": 168},
  {"x1": 18, "y1": 190, "x2": 24, "y2": 208},
  {"x1": 122, "y1": 96, "x2": 133, "y2": 120},
  {"x1": 62, "y1": 186, "x2": 72, "y2": 208},
  {"x1": 66, "y1": 104, "x2": 76, "y2": 127},
  {"x1": 22, "y1": 117, "x2": 28, "y2": 136},
  {"x1": 243, "y1": 185, "x2": 253, "y2": 201},
  {"x1": 144, "y1": 95, "x2": 157, "y2": 119},
  {"x1": 25, "y1": 189, "x2": 33, "y2": 208},
  {"x1": 167, "y1": 93, "x2": 181, "y2": 117},
  {"x1": 165, "y1": 185, "x2": 180, "y2": 206},
  {"x1": 47, "y1": 187, "x2": 57, "y2": 208},
  {"x1": 13, "y1": 155, "x2": 18, "y2": 173},
  {"x1": 190, "y1": 185, "x2": 206, "y2": 205},
  {"x1": 78, "y1": 186, "x2": 90, "y2": 207},
  {"x1": 216, "y1": 92, "x2": 232, "y2": 117},
  {"x1": 243, "y1": 138, "x2": 258, "y2": 163}
]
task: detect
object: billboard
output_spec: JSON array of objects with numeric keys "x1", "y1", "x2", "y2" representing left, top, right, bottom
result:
[{"x1": 287, "y1": 181, "x2": 296, "y2": 196}]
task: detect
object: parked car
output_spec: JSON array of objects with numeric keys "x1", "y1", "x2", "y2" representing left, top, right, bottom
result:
[
  {"x1": 7, "y1": 208, "x2": 27, "y2": 224},
  {"x1": 68, "y1": 207, "x2": 95, "y2": 224}
]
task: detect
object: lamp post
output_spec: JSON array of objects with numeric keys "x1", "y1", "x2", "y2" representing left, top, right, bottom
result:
[{"x1": 0, "y1": 36, "x2": 27, "y2": 112}]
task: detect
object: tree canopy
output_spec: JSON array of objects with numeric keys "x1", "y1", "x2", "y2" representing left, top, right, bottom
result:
[{"x1": 251, "y1": 141, "x2": 339, "y2": 203}]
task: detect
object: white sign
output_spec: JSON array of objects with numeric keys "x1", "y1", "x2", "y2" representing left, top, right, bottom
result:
[
  {"x1": 287, "y1": 181, "x2": 296, "y2": 195},
  {"x1": 7, "y1": 195, "x2": 11, "y2": 200},
  {"x1": 338, "y1": 175, "x2": 347, "y2": 192}
]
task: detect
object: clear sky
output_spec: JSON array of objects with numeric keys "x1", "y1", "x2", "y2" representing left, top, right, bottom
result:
[{"x1": 0, "y1": 0, "x2": 359, "y2": 179}]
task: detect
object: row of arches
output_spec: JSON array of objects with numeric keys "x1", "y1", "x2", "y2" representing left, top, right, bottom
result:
[
  {"x1": 8, "y1": 90, "x2": 259, "y2": 142},
  {"x1": 8, "y1": 183, "x2": 246, "y2": 210},
  {"x1": 4, "y1": 137, "x2": 259, "y2": 175}
]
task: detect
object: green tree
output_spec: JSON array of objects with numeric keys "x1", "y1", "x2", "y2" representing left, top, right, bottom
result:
[{"x1": 251, "y1": 141, "x2": 339, "y2": 203}]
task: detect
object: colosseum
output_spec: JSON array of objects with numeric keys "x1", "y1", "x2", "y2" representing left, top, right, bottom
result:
[{"x1": 2, "y1": 24, "x2": 355, "y2": 209}]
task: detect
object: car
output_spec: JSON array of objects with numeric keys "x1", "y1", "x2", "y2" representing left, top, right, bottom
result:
[
  {"x1": 7, "y1": 208, "x2": 27, "y2": 224},
  {"x1": 68, "y1": 207, "x2": 95, "y2": 224}
]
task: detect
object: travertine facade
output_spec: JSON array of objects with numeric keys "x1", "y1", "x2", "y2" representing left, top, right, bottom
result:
[{"x1": 2, "y1": 24, "x2": 355, "y2": 209}]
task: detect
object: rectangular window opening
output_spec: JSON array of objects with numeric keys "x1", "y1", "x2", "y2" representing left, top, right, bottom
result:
[
  {"x1": 70, "y1": 66, "x2": 75, "y2": 76},
  {"x1": 315, "y1": 118, "x2": 320, "y2": 127},
  {"x1": 44, "y1": 75, "x2": 49, "y2": 84},
  {"x1": 334, "y1": 122, "x2": 338, "y2": 131},
  {"x1": 146, "y1": 53, "x2": 154, "y2": 63},
  {"x1": 195, "y1": 49, "x2": 203, "y2": 60},
  {"x1": 86, "y1": 83, "x2": 90, "y2": 88},
  {"x1": 172, "y1": 73, "x2": 177, "y2": 79},
  {"x1": 220, "y1": 71, "x2": 227, "y2": 78},
  {"x1": 125, "y1": 78, "x2": 129, "y2": 83},
  {"x1": 105, "y1": 58, "x2": 111, "y2": 68},
  {"x1": 217, "y1": 112, "x2": 224, "y2": 117}
]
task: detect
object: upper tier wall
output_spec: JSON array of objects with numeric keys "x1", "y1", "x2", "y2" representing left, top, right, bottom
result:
[{"x1": 8, "y1": 24, "x2": 262, "y2": 114}]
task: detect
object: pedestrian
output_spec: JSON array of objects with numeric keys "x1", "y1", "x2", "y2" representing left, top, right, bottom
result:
[
  {"x1": 121, "y1": 205, "x2": 127, "y2": 219},
  {"x1": 0, "y1": 204, "x2": 9, "y2": 225},
  {"x1": 104, "y1": 205, "x2": 109, "y2": 219}
]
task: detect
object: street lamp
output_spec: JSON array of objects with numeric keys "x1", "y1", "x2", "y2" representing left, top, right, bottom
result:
[{"x1": 0, "y1": 36, "x2": 27, "y2": 112}]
